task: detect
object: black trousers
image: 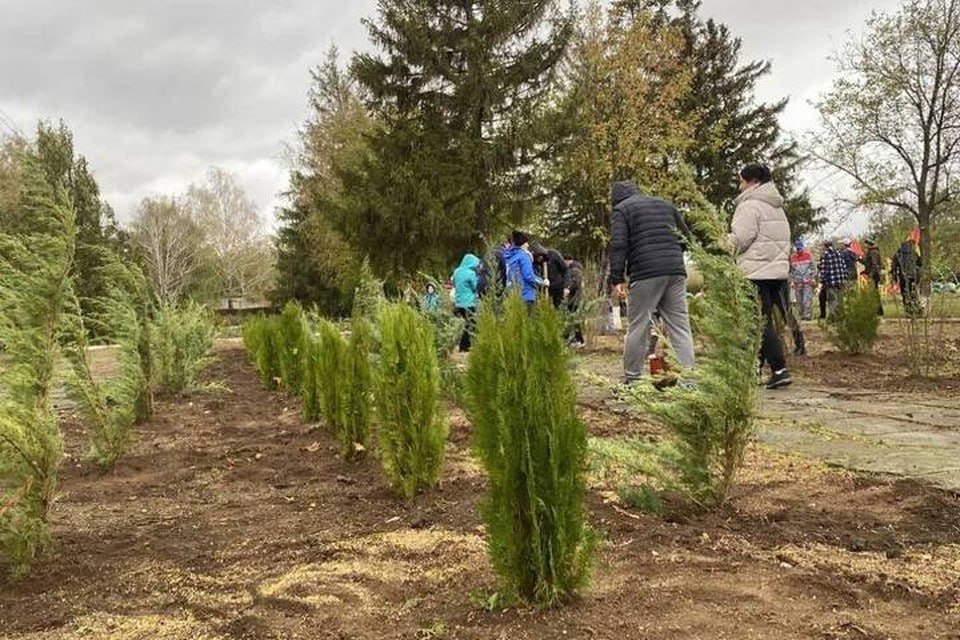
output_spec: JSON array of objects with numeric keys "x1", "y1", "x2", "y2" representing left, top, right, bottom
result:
[
  {"x1": 818, "y1": 285, "x2": 828, "y2": 320},
  {"x1": 754, "y1": 280, "x2": 788, "y2": 373},
  {"x1": 455, "y1": 307, "x2": 476, "y2": 352},
  {"x1": 549, "y1": 288, "x2": 565, "y2": 309},
  {"x1": 871, "y1": 275, "x2": 884, "y2": 316},
  {"x1": 899, "y1": 277, "x2": 919, "y2": 315}
]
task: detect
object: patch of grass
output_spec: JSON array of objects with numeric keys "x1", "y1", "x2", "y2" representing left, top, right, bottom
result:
[
  {"x1": 617, "y1": 484, "x2": 663, "y2": 514},
  {"x1": 883, "y1": 293, "x2": 960, "y2": 319}
]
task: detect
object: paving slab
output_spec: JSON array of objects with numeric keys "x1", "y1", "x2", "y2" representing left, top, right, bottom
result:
[{"x1": 759, "y1": 386, "x2": 960, "y2": 491}]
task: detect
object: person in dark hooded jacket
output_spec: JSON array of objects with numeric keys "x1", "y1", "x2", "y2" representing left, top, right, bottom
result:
[
  {"x1": 861, "y1": 238, "x2": 884, "y2": 316},
  {"x1": 608, "y1": 181, "x2": 695, "y2": 384},
  {"x1": 565, "y1": 258, "x2": 586, "y2": 347},
  {"x1": 531, "y1": 243, "x2": 570, "y2": 308},
  {"x1": 892, "y1": 238, "x2": 922, "y2": 314}
]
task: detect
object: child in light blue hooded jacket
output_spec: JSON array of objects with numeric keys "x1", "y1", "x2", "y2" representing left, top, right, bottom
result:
[{"x1": 451, "y1": 253, "x2": 481, "y2": 351}]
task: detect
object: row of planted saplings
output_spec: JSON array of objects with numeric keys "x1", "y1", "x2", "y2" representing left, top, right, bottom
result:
[
  {"x1": 243, "y1": 301, "x2": 446, "y2": 498},
  {"x1": 243, "y1": 296, "x2": 596, "y2": 606}
]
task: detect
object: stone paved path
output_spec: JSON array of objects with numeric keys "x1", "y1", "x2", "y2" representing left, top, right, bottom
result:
[{"x1": 758, "y1": 386, "x2": 960, "y2": 491}]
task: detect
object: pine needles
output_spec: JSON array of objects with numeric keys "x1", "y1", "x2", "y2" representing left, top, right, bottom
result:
[
  {"x1": 0, "y1": 151, "x2": 76, "y2": 577},
  {"x1": 619, "y1": 245, "x2": 762, "y2": 505},
  {"x1": 62, "y1": 272, "x2": 150, "y2": 469},
  {"x1": 466, "y1": 294, "x2": 595, "y2": 605},
  {"x1": 826, "y1": 284, "x2": 881, "y2": 355},
  {"x1": 149, "y1": 302, "x2": 216, "y2": 394},
  {"x1": 276, "y1": 302, "x2": 308, "y2": 393},
  {"x1": 375, "y1": 303, "x2": 447, "y2": 498},
  {"x1": 339, "y1": 317, "x2": 374, "y2": 461}
]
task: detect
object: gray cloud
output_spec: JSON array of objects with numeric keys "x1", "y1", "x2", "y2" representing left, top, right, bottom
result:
[
  {"x1": 1, "y1": 0, "x2": 904, "y2": 235},
  {"x1": 1, "y1": 0, "x2": 374, "y2": 225}
]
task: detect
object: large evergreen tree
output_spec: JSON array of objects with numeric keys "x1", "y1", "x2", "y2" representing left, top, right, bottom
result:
[
  {"x1": 547, "y1": 2, "x2": 703, "y2": 262},
  {"x1": 614, "y1": 0, "x2": 825, "y2": 238},
  {"x1": 274, "y1": 49, "x2": 368, "y2": 314},
  {"x1": 34, "y1": 121, "x2": 128, "y2": 333},
  {"x1": 349, "y1": 0, "x2": 572, "y2": 277}
]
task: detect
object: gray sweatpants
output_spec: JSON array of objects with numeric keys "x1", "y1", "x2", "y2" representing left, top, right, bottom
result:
[{"x1": 625, "y1": 275, "x2": 696, "y2": 383}]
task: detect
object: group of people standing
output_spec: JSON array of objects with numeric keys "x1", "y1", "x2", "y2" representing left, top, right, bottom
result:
[
  {"x1": 445, "y1": 232, "x2": 585, "y2": 352},
  {"x1": 789, "y1": 235, "x2": 923, "y2": 320},
  {"x1": 435, "y1": 161, "x2": 926, "y2": 390}
]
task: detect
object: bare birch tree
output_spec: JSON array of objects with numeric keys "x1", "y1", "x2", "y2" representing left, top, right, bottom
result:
[
  {"x1": 131, "y1": 196, "x2": 205, "y2": 304},
  {"x1": 182, "y1": 167, "x2": 273, "y2": 300}
]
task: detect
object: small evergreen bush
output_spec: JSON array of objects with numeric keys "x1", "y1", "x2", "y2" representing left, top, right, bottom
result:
[
  {"x1": 338, "y1": 317, "x2": 374, "y2": 461},
  {"x1": 150, "y1": 302, "x2": 216, "y2": 394},
  {"x1": 353, "y1": 258, "x2": 386, "y2": 323},
  {"x1": 300, "y1": 330, "x2": 322, "y2": 422},
  {"x1": 428, "y1": 307, "x2": 465, "y2": 361},
  {"x1": 827, "y1": 284, "x2": 881, "y2": 355},
  {"x1": 466, "y1": 294, "x2": 595, "y2": 605},
  {"x1": 243, "y1": 315, "x2": 281, "y2": 389},
  {"x1": 0, "y1": 151, "x2": 75, "y2": 577},
  {"x1": 316, "y1": 318, "x2": 346, "y2": 432},
  {"x1": 63, "y1": 278, "x2": 149, "y2": 469},
  {"x1": 375, "y1": 303, "x2": 447, "y2": 499},
  {"x1": 276, "y1": 302, "x2": 308, "y2": 393},
  {"x1": 622, "y1": 245, "x2": 761, "y2": 505}
]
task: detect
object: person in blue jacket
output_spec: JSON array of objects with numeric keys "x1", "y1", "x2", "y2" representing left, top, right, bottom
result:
[
  {"x1": 503, "y1": 231, "x2": 548, "y2": 304},
  {"x1": 451, "y1": 253, "x2": 481, "y2": 351}
]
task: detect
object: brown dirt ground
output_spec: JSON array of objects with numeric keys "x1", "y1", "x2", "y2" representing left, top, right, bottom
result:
[
  {"x1": 2, "y1": 343, "x2": 960, "y2": 639},
  {"x1": 788, "y1": 321, "x2": 960, "y2": 394}
]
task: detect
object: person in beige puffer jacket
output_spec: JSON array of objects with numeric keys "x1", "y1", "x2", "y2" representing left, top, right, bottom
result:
[{"x1": 728, "y1": 164, "x2": 798, "y2": 389}]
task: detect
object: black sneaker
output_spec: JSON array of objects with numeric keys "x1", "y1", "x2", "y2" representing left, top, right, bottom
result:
[{"x1": 766, "y1": 369, "x2": 793, "y2": 389}]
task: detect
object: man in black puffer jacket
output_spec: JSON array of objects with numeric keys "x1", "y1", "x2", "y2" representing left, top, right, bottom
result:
[{"x1": 609, "y1": 181, "x2": 695, "y2": 384}]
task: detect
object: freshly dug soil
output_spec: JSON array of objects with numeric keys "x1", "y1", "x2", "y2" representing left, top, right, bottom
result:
[{"x1": 1, "y1": 344, "x2": 958, "y2": 639}]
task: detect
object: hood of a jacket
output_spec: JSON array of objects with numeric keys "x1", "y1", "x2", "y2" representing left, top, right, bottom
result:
[
  {"x1": 457, "y1": 253, "x2": 481, "y2": 271},
  {"x1": 611, "y1": 181, "x2": 640, "y2": 206},
  {"x1": 503, "y1": 246, "x2": 525, "y2": 263},
  {"x1": 734, "y1": 181, "x2": 784, "y2": 209}
]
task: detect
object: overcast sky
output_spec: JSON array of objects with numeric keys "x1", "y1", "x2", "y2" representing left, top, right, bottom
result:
[{"x1": 0, "y1": 0, "x2": 904, "y2": 236}]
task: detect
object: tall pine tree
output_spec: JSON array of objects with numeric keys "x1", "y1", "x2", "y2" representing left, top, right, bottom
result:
[
  {"x1": 613, "y1": 0, "x2": 825, "y2": 238},
  {"x1": 349, "y1": 0, "x2": 572, "y2": 277},
  {"x1": 274, "y1": 49, "x2": 368, "y2": 314},
  {"x1": 35, "y1": 121, "x2": 129, "y2": 334}
]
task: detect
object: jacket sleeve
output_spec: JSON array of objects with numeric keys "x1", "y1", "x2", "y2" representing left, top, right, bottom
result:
[
  {"x1": 521, "y1": 254, "x2": 545, "y2": 288},
  {"x1": 728, "y1": 202, "x2": 760, "y2": 256},
  {"x1": 609, "y1": 206, "x2": 628, "y2": 285},
  {"x1": 467, "y1": 270, "x2": 478, "y2": 293}
]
